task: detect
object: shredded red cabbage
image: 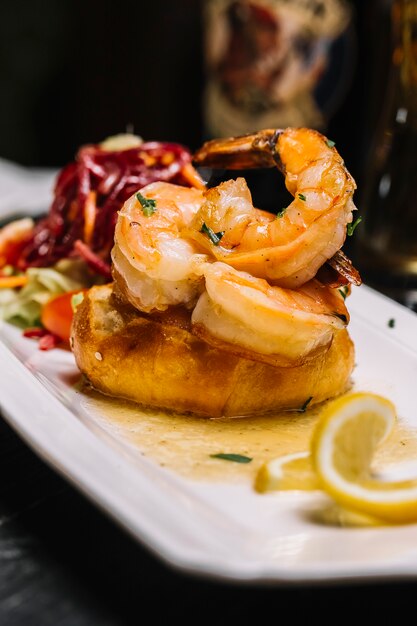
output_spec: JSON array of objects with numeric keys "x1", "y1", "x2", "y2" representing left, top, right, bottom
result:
[
  {"x1": 38, "y1": 332, "x2": 61, "y2": 351},
  {"x1": 18, "y1": 141, "x2": 195, "y2": 269},
  {"x1": 73, "y1": 239, "x2": 112, "y2": 280},
  {"x1": 23, "y1": 327, "x2": 49, "y2": 338},
  {"x1": 23, "y1": 327, "x2": 60, "y2": 350}
]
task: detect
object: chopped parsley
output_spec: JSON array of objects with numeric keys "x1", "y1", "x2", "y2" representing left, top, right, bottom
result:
[
  {"x1": 276, "y1": 207, "x2": 287, "y2": 218},
  {"x1": 201, "y1": 222, "x2": 224, "y2": 246},
  {"x1": 298, "y1": 193, "x2": 306, "y2": 202},
  {"x1": 326, "y1": 139, "x2": 336, "y2": 148},
  {"x1": 136, "y1": 192, "x2": 157, "y2": 217},
  {"x1": 388, "y1": 318, "x2": 396, "y2": 328},
  {"x1": 338, "y1": 285, "x2": 349, "y2": 300},
  {"x1": 298, "y1": 397, "x2": 313, "y2": 413},
  {"x1": 210, "y1": 453, "x2": 252, "y2": 464},
  {"x1": 347, "y1": 216, "x2": 362, "y2": 236}
]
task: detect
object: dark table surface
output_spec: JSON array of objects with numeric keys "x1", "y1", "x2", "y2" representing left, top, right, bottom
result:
[{"x1": 2, "y1": 413, "x2": 417, "y2": 624}]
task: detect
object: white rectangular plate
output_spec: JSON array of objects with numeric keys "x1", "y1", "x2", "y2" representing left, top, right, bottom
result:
[{"x1": 2, "y1": 284, "x2": 417, "y2": 584}]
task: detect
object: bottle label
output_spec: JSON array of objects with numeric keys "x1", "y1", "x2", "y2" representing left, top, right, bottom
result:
[{"x1": 204, "y1": 0, "x2": 352, "y2": 136}]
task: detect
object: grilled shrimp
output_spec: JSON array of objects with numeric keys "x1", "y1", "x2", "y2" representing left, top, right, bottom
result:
[
  {"x1": 111, "y1": 182, "x2": 207, "y2": 312},
  {"x1": 191, "y1": 128, "x2": 357, "y2": 288},
  {"x1": 111, "y1": 127, "x2": 356, "y2": 365},
  {"x1": 192, "y1": 262, "x2": 348, "y2": 366}
]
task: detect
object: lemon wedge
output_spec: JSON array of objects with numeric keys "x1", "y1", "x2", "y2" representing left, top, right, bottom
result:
[
  {"x1": 255, "y1": 451, "x2": 320, "y2": 492},
  {"x1": 311, "y1": 392, "x2": 417, "y2": 523}
]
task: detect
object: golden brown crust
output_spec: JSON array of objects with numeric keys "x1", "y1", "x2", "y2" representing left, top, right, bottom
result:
[{"x1": 71, "y1": 284, "x2": 355, "y2": 418}]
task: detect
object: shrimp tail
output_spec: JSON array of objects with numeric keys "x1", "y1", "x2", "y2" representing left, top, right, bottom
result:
[
  {"x1": 327, "y1": 250, "x2": 362, "y2": 287},
  {"x1": 193, "y1": 129, "x2": 283, "y2": 170}
]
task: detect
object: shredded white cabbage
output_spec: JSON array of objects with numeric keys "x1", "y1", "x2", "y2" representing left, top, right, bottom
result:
[{"x1": 0, "y1": 260, "x2": 91, "y2": 327}]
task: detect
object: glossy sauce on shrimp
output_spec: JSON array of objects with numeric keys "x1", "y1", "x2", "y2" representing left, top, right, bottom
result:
[
  {"x1": 192, "y1": 262, "x2": 348, "y2": 366},
  {"x1": 191, "y1": 128, "x2": 356, "y2": 288},
  {"x1": 112, "y1": 182, "x2": 207, "y2": 312}
]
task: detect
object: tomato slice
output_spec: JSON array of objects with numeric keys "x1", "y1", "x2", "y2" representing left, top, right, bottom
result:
[{"x1": 41, "y1": 289, "x2": 86, "y2": 343}]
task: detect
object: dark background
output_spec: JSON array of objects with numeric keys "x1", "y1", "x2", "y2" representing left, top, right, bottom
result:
[
  {"x1": 1, "y1": 2, "x2": 412, "y2": 623},
  {"x1": 0, "y1": 0, "x2": 204, "y2": 167},
  {"x1": 0, "y1": 0, "x2": 391, "y2": 190}
]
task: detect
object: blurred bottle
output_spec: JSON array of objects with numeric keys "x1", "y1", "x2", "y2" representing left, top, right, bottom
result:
[
  {"x1": 355, "y1": 0, "x2": 417, "y2": 308},
  {"x1": 203, "y1": 0, "x2": 354, "y2": 137},
  {"x1": 202, "y1": 0, "x2": 356, "y2": 211}
]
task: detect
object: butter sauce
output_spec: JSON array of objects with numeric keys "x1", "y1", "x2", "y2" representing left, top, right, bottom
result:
[{"x1": 78, "y1": 386, "x2": 417, "y2": 486}]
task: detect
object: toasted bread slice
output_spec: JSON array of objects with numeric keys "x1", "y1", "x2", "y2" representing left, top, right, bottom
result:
[{"x1": 71, "y1": 284, "x2": 354, "y2": 417}]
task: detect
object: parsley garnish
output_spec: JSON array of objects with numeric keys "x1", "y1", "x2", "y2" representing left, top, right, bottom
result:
[
  {"x1": 338, "y1": 286, "x2": 349, "y2": 300},
  {"x1": 347, "y1": 216, "x2": 362, "y2": 236},
  {"x1": 388, "y1": 318, "x2": 396, "y2": 328},
  {"x1": 136, "y1": 192, "x2": 157, "y2": 217},
  {"x1": 298, "y1": 397, "x2": 313, "y2": 413},
  {"x1": 210, "y1": 453, "x2": 252, "y2": 464},
  {"x1": 276, "y1": 207, "x2": 287, "y2": 218},
  {"x1": 298, "y1": 193, "x2": 306, "y2": 202},
  {"x1": 201, "y1": 223, "x2": 224, "y2": 246},
  {"x1": 326, "y1": 139, "x2": 336, "y2": 148}
]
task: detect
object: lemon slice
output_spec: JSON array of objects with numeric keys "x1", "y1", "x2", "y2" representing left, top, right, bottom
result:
[
  {"x1": 311, "y1": 392, "x2": 417, "y2": 523},
  {"x1": 255, "y1": 451, "x2": 320, "y2": 492}
]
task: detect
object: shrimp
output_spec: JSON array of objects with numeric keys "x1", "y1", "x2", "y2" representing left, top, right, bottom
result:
[
  {"x1": 192, "y1": 262, "x2": 348, "y2": 366},
  {"x1": 111, "y1": 128, "x2": 356, "y2": 367},
  {"x1": 111, "y1": 182, "x2": 208, "y2": 312},
  {"x1": 191, "y1": 128, "x2": 358, "y2": 288}
]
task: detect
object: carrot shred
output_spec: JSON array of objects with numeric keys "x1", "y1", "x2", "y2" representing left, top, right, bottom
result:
[
  {"x1": 179, "y1": 163, "x2": 206, "y2": 190},
  {"x1": 0, "y1": 275, "x2": 28, "y2": 288},
  {"x1": 83, "y1": 190, "x2": 97, "y2": 245}
]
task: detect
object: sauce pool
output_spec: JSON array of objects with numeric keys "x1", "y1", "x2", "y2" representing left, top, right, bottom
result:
[{"x1": 78, "y1": 386, "x2": 417, "y2": 486}]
